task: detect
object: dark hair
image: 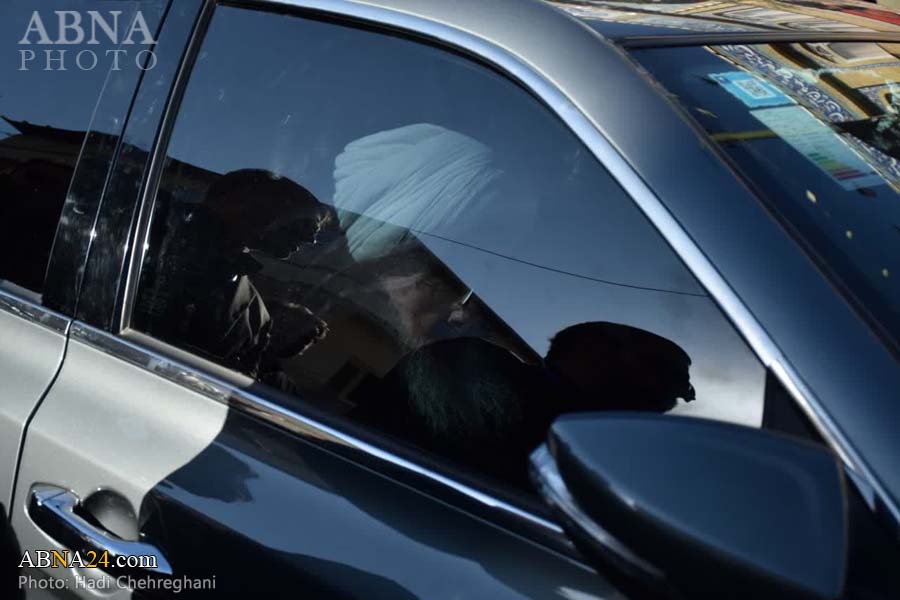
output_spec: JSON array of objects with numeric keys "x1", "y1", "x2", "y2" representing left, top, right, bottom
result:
[{"x1": 545, "y1": 321, "x2": 694, "y2": 413}]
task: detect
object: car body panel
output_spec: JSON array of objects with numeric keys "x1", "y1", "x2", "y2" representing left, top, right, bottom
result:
[
  {"x1": 0, "y1": 0, "x2": 167, "y2": 516},
  {"x1": 0, "y1": 293, "x2": 68, "y2": 509}
]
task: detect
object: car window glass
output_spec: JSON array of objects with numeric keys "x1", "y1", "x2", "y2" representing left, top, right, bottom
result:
[
  {"x1": 634, "y1": 43, "x2": 900, "y2": 347},
  {"x1": 0, "y1": 0, "x2": 151, "y2": 299},
  {"x1": 133, "y1": 5, "x2": 769, "y2": 489}
]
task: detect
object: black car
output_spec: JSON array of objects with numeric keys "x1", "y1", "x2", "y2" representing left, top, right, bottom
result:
[{"x1": 1, "y1": 0, "x2": 898, "y2": 598}]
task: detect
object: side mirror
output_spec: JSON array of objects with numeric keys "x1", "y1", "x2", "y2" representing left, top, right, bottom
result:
[{"x1": 531, "y1": 413, "x2": 847, "y2": 600}]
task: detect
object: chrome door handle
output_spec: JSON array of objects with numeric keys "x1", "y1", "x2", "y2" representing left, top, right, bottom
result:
[{"x1": 27, "y1": 485, "x2": 173, "y2": 576}]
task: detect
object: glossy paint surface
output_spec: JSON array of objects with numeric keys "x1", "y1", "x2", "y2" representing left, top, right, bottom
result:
[
  {"x1": 549, "y1": 413, "x2": 845, "y2": 600},
  {"x1": 0, "y1": 295, "x2": 67, "y2": 508},
  {"x1": 138, "y1": 409, "x2": 622, "y2": 599}
]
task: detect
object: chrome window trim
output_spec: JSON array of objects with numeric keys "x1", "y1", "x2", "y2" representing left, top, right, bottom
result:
[
  {"x1": 111, "y1": 0, "x2": 897, "y2": 542},
  {"x1": 0, "y1": 287, "x2": 70, "y2": 335}
]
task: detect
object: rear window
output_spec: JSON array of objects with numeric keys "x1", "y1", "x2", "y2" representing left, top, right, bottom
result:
[{"x1": 633, "y1": 41, "x2": 900, "y2": 347}]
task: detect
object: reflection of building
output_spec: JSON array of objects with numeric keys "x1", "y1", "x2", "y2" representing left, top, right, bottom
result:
[
  {"x1": 0, "y1": 117, "x2": 219, "y2": 291},
  {"x1": 0, "y1": 116, "x2": 218, "y2": 193},
  {"x1": 0, "y1": 118, "x2": 84, "y2": 291},
  {"x1": 553, "y1": 0, "x2": 900, "y2": 33},
  {"x1": 0, "y1": 117, "x2": 219, "y2": 203},
  {"x1": 0, "y1": 118, "x2": 86, "y2": 168},
  {"x1": 713, "y1": 42, "x2": 900, "y2": 119},
  {"x1": 550, "y1": 2, "x2": 900, "y2": 187},
  {"x1": 655, "y1": 1, "x2": 900, "y2": 32}
]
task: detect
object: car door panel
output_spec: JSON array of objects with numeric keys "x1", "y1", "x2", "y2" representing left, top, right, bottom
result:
[
  {"x1": 138, "y1": 393, "x2": 621, "y2": 599},
  {"x1": 12, "y1": 321, "x2": 621, "y2": 599},
  {"x1": 12, "y1": 328, "x2": 228, "y2": 599}
]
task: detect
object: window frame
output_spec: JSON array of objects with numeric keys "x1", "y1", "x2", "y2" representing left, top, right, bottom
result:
[{"x1": 80, "y1": 0, "x2": 887, "y2": 550}]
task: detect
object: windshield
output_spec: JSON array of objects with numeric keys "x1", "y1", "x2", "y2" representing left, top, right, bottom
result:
[{"x1": 633, "y1": 41, "x2": 900, "y2": 346}]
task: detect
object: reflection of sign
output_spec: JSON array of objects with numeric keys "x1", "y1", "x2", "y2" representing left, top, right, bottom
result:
[
  {"x1": 711, "y1": 71, "x2": 794, "y2": 108},
  {"x1": 713, "y1": 45, "x2": 900, "y2": 189},
  {"x1": 751, "y1": 106, "x2": 883, "y2": 190}
]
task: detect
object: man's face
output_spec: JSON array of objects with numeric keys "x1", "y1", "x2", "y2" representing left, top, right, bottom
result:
[{"x1": 379, "y1": 271, "x2": 457, "y2": 343}]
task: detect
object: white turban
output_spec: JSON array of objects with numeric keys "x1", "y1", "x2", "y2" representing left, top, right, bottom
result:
[{"x1": 333, "y1": 123, "x2": 504, "y2": 262}]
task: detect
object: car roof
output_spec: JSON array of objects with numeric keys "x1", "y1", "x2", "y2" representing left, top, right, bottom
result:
[{"x1": 546, "y1": 0, "x2": 900, "y2": 40}]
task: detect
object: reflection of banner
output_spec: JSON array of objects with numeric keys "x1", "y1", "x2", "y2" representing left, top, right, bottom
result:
[
  {"x1": 751, "y1": 105, "x2": 883, "y2": 190},
  {"x1": 713, "y1": 44, "x2": 900, "y2": 189},
  {"x1": 715, "y1": 45, "x2": 853, "y2": 121}
]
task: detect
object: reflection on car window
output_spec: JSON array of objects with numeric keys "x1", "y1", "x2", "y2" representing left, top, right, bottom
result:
[
  {"x1": 634, "y1": 41, "x2": 900, "y2": 348},
  {"x1": 0, "y1": 1, "x2": 150, "y2": 298},
  {"x1": 133, "y1": 6, "x2": 767, "y2": 489}
]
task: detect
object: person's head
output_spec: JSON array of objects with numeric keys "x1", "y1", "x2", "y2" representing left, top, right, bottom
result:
[
  {"x1": 204, "y1": 169, "x2": 331, "y2": 258},
  {"x1": 545, "y1": 321, "x2": 694, "y2": 413}
]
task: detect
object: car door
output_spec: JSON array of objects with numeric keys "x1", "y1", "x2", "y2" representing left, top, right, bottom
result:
[
  {"x1": 9, "y1": 1, "x2": 797, "y2": 599},
  {"x1": 0, "y1": 0, "x2": 166, "y2": 526}
]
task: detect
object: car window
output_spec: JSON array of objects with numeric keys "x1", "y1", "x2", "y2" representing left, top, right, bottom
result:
[
  {"x1": 633, "y1": 42, "x2": 900, "y2": 349},
  {"x1": 0, "y1": 0, "x2": 154, "y2": 300},
  {"x1": 132, "y1": 5, "x2": 770, "y2": 489}
]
